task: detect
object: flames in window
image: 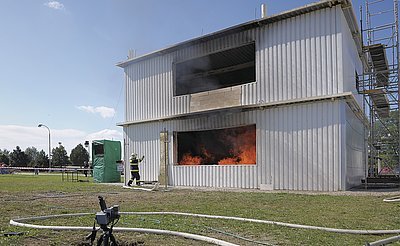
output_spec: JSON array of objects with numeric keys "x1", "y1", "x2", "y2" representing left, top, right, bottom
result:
[{"x1": 177, "y1": 125, "x2": 256, "y2": 165}]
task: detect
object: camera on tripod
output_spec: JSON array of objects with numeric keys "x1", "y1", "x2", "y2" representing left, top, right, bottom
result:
[
  {"x1": 86, "y1": 196, "x2": 120, "y2": 245},
  {"x1": 96, "y1": 196, "x2": 120, "y2": 226}
]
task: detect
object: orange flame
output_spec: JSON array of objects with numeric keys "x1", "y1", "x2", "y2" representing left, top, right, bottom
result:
[
  {"x1": 218, "y1": 157, "x2": 240, "y2": 165},
  {"x1": 179, "y1": 153, "x2": 203, "y2": 165},
  {"x1": 218, "y1": 126, "x2": 256, "y2": 164},
  {"x1": 178, "y1": 125, "x2": 256, "y2": 165}
]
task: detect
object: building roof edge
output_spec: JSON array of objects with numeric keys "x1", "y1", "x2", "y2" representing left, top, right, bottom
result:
[{"x1": 116, "y1": 0, "x2": 351, "y2": 68}]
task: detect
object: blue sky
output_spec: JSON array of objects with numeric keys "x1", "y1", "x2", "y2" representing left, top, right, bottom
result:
[{"x1": 0, "y1": 0, "x2": 369, "y2": 154}]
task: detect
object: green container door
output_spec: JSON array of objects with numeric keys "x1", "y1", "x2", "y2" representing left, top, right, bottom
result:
[{"x1": 92, "y1": 140, "x2": 121, "y2": 183}]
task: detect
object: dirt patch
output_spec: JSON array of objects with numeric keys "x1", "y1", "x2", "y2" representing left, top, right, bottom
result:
[{"x1": 77, "y1": 240, "x2": 144, "y2": 246}]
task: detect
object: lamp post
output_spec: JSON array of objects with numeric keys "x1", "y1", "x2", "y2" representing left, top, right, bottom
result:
[
  {"x1": 38, "y1": 124, "x2": 51, "y2": 170},
  {"x1": 84, "y1": 140, "x2": 90, "y2": 162}
]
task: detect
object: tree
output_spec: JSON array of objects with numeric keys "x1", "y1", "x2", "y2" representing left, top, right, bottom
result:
[
  {"x1": 36, "y1": 150, "x2": 49, "y2": 167},
  {"x1": 0, "y1": 153, "x2": 9, "y2": 165},
  {"x1": 0, "y1": 149, "x2": 10, "y2": 165},
  {"x1": 0, "y1": 149, "x2": 10, "y2": 155},
  {"x1": 70, "y1": 144, "x2": 89, "y2": 167},
  {"x1": 9, "y1": 146, "x2": 30, "y2": 167},
  {"x1": 373, "y1": 110, "x2": 399, "y2": 168},
  {"x1": 25, "y1": 146, "x2": 39, "y2": 167},
  {"x1": 51, "y1": 145, "x2": 70, "y2": 167}
]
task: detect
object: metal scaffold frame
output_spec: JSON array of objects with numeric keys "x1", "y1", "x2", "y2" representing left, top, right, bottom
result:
[{"x1": 360, "y1": 0, "x2": 400, "y2": 178}]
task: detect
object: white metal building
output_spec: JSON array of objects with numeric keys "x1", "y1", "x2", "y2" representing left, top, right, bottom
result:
[{"x1": 117, "y1": 0, "x2": 367, "y2": 191}]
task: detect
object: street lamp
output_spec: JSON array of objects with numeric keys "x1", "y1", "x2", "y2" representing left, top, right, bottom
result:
[
  {"x1": 38, "y1": 124, "x2": 51, "y2": 170},
  {"x1": 84, "y1": 140, "x2": 90, "y2": 162}
]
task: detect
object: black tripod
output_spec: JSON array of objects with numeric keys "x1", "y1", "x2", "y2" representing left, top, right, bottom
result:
[
  {"x1": 87, "y1": 196, "x2": 120, "y2": 246},
  {"x1": 87, "y1": 220, "x2": 118, "y2": 246},
  {"x1": 96, "y1": 222, "x2": 118, "y2": 246}
]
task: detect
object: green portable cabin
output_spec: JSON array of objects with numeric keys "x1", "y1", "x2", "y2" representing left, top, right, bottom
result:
[{"x1": 92, "y1": 140, "x2": 121, "y2": 183}]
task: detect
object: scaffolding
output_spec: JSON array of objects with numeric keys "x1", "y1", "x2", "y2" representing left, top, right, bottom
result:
[{"x1": 359, "y1": 0, "x2": 400, "y2": 178}]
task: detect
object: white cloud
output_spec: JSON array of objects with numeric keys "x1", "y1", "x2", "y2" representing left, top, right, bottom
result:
[
  {"x1": 44, "y1": 1, "x2": 65, "y2": 10},
  {"x1": 77, "y1": 106, "x2": 116, "y2": 118},
  {"x1": 0, "y1": 125, "x2": 122, "y2": 155},
  {"x1": 86, "y1": 129, "x2": 122, "y2": 142}
]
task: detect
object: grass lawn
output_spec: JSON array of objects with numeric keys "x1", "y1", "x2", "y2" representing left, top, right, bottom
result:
[{"x1": 1, "y1": 174, "x2": 400, "y2": 245}]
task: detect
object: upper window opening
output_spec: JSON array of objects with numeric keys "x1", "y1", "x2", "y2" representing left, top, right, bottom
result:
[{"x1": 175, "y1": 42, "x2": 256, "y2": 96}]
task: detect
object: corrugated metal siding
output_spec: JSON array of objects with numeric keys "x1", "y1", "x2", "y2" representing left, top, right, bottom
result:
[
  {"x1": 340, "y1": 8, "x2": 363, "y2": 107},
  {"x1": 260, "y1": 100, "x2": 346, "y2": 191},
  {"x1": 124, "y1": 6, "x2": 347, "y2": 123},
  {"x1": 345, "y1": 105, "x2": 365, "y2": 189},
  {"x1": 339, "y1": 8, "x2": 365, "y2": 189},
  {"x1": 254, "y1": 6, "x2": 342, "y2": 105},
  {"x1": 124, "y1": 99, "x2": 350, "y2": 191}
]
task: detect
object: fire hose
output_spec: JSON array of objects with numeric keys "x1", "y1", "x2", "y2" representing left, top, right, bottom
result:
[
  {"x1": 365, "y1": 196, "x2": 400, "y2": 246},
  {"x1": 9, "y1": 209, "x2": 400, "y2": 246},
  {"x1": 383, "y1": 196, "x2": 400, "y2": 203},
  {"x1": 10, "y1": 213, "x2": 238, "y2": 246}
]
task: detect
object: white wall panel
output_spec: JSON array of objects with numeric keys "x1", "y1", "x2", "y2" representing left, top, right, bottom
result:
[
  {"x1": 255, "y1": 6, "x2": 344, "y2": 106},
  {"x1": 345, "y1": 105, "x2": 365, "y2": 188},
  {"x1": 123, "y1": 99, "x2": 355, "y2": 191},
  {"x1": 340, "y1": 9, "x2": 364, "y2": 107},
  {"x1": 123, "y1": 6, "x2": 353, "y2": 123}
]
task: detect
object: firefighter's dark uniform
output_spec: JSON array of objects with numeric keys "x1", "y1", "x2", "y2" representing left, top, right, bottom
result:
[{"x1": 128, "y1": 154, "x2": 144, "y2": 186}]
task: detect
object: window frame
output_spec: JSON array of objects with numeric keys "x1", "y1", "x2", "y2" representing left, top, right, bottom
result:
[{"x1": 173, "y1": 41, "x2": 256, "y2": 96}]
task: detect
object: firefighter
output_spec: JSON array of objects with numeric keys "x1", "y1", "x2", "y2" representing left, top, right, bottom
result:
[{"x1": 127, "y1": 153, "x2": 145, "y2": 186}]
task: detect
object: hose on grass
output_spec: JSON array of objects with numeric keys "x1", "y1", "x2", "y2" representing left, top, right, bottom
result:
[
  {"x1": 11, "y1": 211, "x2": 400, "y2": 235},
  {"x1": 366, "y1": 235, "x2": 400, "y2": 246},
  {"x1": 204, "y1": 226, "x2": 276, "y2": 246},
  {"x1": 383, "y1": 196, "x2": 400, "y2": 203},
  {"x1": 122, "y1": 211, "x2": 400, "y2": 235},
  {"x1": 9, "y1": 213, "x2": 238, "y2": 246},
  {"x1": 365, "y1": 196, "x2": 400, "y2": 245},
  {"x1": 156, "y1": 214, "x2": 275, "y2": 246}
]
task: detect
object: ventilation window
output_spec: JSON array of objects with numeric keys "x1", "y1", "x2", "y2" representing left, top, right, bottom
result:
[
  {"x1": 356, "y1": 71, "x2": 360, "y2": 93},
  {"x1": 175, "y1": 42, "x2": 256, "y2": 96}
]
